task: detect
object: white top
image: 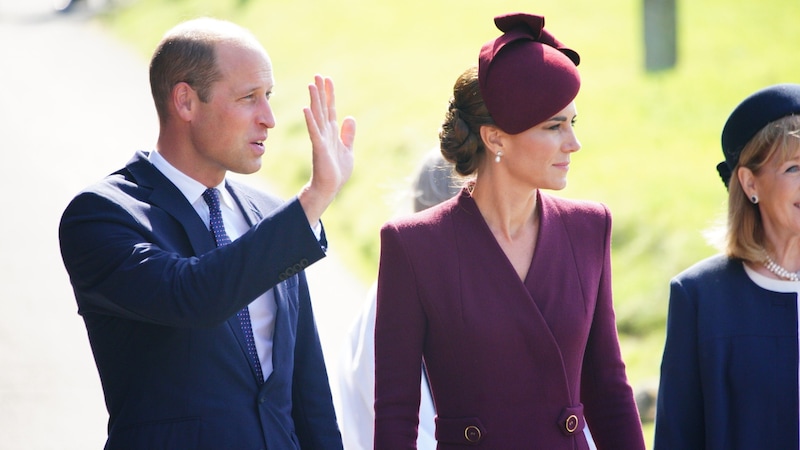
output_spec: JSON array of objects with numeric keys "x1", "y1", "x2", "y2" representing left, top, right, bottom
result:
[{"x1": 337, "y1": 283, "x2": 437, "y2": 449}]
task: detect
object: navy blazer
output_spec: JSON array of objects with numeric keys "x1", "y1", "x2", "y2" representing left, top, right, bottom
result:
[
  {"x1": 59, "y1": 151, "x2": 343, "y2": 450},
  {"x1": 375, "y1": 190, "x2": 644, "y2": 449},
  {"x1": 655, "y1": 255, "x2": 799, "y2": 450}
]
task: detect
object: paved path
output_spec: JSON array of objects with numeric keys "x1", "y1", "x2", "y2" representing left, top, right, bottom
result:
[{"x1": 0, "y1": 2, "x2": 367, "y2": 448}]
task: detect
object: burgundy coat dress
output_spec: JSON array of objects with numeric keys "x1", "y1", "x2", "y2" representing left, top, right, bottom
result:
[{"x1": 374, "y1": 189, "x2": 644, "y2": 449}]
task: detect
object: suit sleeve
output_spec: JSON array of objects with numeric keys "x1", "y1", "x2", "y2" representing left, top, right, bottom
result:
[
  {"x1": 374, "y1": 223, "x2": 426, "y2": 449},
  {"x1": 291, "y1": 270, "x2": 344, "y2": 450},
  {"x1": 653, "y1": 278, "x2": 704, "y2": 449},
  {"x1": 59, "y1": 190, "x2": 326, "y2": 328},
  {"x1": 579, "y1": 206, "x2": 646, "y2": 449}
]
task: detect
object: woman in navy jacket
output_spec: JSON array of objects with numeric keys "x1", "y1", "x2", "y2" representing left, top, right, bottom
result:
[
  {"x1": 374, "y1": 13, "x2": 645, "y2": 449},
  {"x1": 655, "y1": 84, "x2": 800, "y2": 449}
]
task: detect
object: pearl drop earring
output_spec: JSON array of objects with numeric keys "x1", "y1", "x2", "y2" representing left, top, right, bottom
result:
[{"x1": 494, "y1": 151, "x2": 503, "y2": 163}]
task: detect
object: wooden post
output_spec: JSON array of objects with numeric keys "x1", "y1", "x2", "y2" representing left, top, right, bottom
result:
[{"x1": 644, "y1": 0, "x2": 677, "y2": 71}]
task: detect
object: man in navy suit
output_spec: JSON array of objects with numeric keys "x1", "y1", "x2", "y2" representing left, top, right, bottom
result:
[{"x1": 58, "y1": 17, "x2": 355, "y2": 449}]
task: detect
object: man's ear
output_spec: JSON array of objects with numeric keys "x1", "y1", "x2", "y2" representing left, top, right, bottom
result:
[{"x1": 172, "y1": 82, "x2": 196, "y2": 122}]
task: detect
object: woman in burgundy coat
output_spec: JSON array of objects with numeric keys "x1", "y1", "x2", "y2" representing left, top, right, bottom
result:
[{"x1": 373, "y1": 13, "x2": 645, "y2": 450}]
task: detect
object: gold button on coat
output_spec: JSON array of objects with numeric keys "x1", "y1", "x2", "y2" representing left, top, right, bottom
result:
[{"x1": 464, "y1": 425, "x2": 482, "y2": 443}]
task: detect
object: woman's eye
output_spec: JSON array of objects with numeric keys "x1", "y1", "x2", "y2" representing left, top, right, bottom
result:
[{"x1": 786, "y1": 165, "x2": 800, "y2": 173}]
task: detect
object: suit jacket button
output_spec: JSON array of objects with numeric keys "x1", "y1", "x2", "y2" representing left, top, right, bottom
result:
[{"x1": 464, "y1": 425, "x2": 481, "y2": 443}]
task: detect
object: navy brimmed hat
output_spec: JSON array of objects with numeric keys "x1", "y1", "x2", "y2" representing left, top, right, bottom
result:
[
  {"x1": 718, "y1": 83, "x2": 800, "y2": 188},
  {"x1": 478, "y1": 13, "x2": 580, "y2": 135}
]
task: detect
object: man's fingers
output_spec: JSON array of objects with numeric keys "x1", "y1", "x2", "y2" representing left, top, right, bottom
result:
[
  {"x1": 324, "y1": 77, "x2": 337, "y2": 123},
  {"x1": 314, "y1": 75, "x2": 328, "y2": 123},
  {"x1": 307, "y1": 82, "x2": 324, "y2": 129},
  {"x1": 303, "y1": 108, "x2": 319, "y2": 142},
  {"x1": 340, "y1": 116, "x2": 356, "y2": 149}
]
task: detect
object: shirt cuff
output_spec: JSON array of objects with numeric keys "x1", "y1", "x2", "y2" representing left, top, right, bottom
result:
[{"x1": 312, "y1": 221, "x2": 323, "y2": 241}]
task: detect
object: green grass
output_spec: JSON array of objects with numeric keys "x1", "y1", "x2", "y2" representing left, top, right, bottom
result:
[{"x1": 98, "y1": 0, "x2": 800, "y2": 446}]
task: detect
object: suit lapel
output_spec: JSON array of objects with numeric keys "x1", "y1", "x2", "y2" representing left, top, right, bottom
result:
[
  {"x1": 221, "y1": 183, "x2": 268, "y2": 384},
  {"x1": 225, "y1": 181, "x2": 289, "y2": 386},
  {"x1": 264, "y1": 283, "x2": 291, "y2": 388},
  {"x1": 225, "y1": 182, "x2": 266, "y2": 226},
  {"x1": 125, "y1": 152, "x2": 216, "y2": 256}
]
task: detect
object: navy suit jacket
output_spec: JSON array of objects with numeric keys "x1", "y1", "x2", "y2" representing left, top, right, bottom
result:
[
  {"x1": 375, "y1": 190, "x2": 644, "y2": 449},
  {"x1": 59, "y1": 151, "x2": 343, "y2": 450},
  {"x1": 655, "y1": 255, "x2": 799, "y2": 450}
]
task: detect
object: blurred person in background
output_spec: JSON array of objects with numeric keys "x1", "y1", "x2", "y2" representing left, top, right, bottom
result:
[
  {"x1": 374, "y1": 12, "x2": 644, "y2": 449},
  {"x1": 338, "y1": 149, "x2": 460, "y2": 450},
  {"x1": 655, "y1": 83, "x2": 800, "y2": 449}
]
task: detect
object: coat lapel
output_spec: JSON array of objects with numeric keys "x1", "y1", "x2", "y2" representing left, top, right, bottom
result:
[
  {"x1": 526, "y1": 193, "x2": 586, "y2": 318},
  {"x1": 455, "y1": 191, "x2": 574, "y2": 400}
]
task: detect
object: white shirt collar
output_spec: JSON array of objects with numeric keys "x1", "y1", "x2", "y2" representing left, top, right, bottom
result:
[{"x1": 148, "y1": 150, "x2": 235, "y2": 209}]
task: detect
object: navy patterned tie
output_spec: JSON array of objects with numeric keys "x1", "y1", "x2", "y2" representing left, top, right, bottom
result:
[{"x1": 202, "y1": 188, "x2": 264, "y2": 384}]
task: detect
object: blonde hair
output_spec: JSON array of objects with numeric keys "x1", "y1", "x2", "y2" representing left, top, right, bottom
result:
[{"x1": 725, "y1": 115, "x2": 800, "y2": 261}]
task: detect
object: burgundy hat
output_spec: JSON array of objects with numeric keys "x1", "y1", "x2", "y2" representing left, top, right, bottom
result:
[{"x1": 478, "y1": 13, "x2": 581, "y2": 135}]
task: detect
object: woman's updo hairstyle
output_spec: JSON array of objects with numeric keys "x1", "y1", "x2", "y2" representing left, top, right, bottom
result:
[{"x1": 439, "y1": 66, "x2": 494, "y2": 177}]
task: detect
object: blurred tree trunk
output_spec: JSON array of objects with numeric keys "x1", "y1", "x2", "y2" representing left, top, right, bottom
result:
[{"x1": 644, "y1": 0, "x2": 677, "y2": 71}]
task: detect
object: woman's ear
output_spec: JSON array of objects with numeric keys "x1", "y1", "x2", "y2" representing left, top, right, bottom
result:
[
  {"x1": 737, "y1": 166, "x2": 757, "y2": 198},
  {"x1": 479, "y1": 125, "x2": 504, "y2": 158}
]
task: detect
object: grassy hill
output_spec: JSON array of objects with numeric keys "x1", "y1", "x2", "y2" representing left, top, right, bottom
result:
[{"x1": 98, "y1": 0, "x2": 800, "y2": 445}]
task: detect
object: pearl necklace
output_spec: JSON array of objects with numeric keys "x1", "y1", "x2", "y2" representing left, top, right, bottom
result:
[{"x1": 763, "y1": 253, "x2": 800, "y2": 281}]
